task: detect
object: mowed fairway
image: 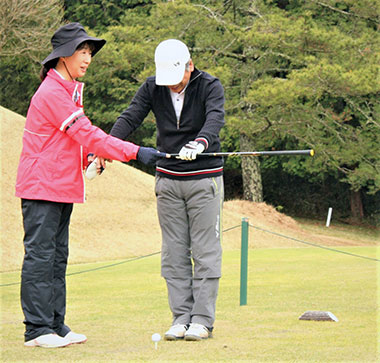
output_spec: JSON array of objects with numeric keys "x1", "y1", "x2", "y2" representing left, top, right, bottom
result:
[
  {"x1": 1, "y1": 106, "x2": 379, "y2": 361},
  {"x1": 1, "y1": 246, "x2": 378, "y2": 362}
]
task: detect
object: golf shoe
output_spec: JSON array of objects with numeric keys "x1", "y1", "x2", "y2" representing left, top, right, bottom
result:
[
  {"x1": 64, "y1": 331, "x2": 87, "y2": 344},
  {"x1": 184, "y1": 323, "x2": 212, "y2": 341},
  {"x1": 164, "y1": 324, "x2": 188, "y2": 340},
  {"x1": 24, "y1": 333, "x2": 71, "y2": 348}
]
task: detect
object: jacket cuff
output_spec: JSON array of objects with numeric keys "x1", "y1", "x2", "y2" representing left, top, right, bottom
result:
[
  {"x1": 195, "y1": 137, "x2": 208, "y2": 150},
  {"x1": 128, "y1": 143, "x2": 140, "y2": 161}
]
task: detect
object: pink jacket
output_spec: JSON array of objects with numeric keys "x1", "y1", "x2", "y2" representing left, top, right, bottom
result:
[{"x1": 16, "y1": 69, "x2": 139, "y2": 203}]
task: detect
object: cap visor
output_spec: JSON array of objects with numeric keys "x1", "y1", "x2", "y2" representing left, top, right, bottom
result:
[{"x1": 155, "y1": 65, "x2": 185, "y2": 86}]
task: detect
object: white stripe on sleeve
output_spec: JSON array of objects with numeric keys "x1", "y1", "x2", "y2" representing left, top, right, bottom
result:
[{"x1": 60, "y1": 109, "x2": 83, "y2": 131}]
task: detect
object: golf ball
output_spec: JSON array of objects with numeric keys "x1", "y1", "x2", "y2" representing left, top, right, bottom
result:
[{"x1": 151, "y1": 333, "x2": 161, "y2": 342}]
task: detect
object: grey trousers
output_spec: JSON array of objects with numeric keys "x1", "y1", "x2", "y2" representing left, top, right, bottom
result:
[
  {"x1": 21, "y1": 199, "x2": 72, "y2": 341},
  {"x1": 155, "y1": 176, "x2": 223, "y2": 328}
]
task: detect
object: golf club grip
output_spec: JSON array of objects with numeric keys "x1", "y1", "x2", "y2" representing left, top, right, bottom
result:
[{"x1": 164, "y1": 149, "x2": 314, "y2": 158}]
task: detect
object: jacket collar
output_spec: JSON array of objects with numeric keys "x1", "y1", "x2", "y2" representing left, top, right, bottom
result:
[
  {"x1": 189, "y1": 67, "x2": 202, "y2": 83},
  {"x1": 47, "y1": 68, "x2": 84, "y2": 106}
]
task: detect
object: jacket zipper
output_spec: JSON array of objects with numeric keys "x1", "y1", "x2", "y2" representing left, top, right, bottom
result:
[{"x1": 176, "y1": 71, "x2": 202, "y2": 130}]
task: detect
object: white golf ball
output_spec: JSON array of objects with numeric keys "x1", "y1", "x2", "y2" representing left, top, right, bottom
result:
[{"x1": 151, "y1": 333, "x2": 161, "y2": 342}]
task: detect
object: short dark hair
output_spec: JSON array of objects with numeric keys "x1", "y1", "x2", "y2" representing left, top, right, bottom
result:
[{"x1": 76, "y1": 41, "x2": 96, "y2": 52}]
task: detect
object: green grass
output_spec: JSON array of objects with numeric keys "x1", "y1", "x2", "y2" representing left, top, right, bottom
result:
[
  {"x1": 294, "y1": 218, "x2": 380, "y2": 246},
  {"x1": 1, "y1": 247, "x2": 378, "y2": 362}
]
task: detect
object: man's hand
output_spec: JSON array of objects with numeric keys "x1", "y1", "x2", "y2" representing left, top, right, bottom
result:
[{"x1": 178, "y1": 141, "x2": 205, "y2": 160}]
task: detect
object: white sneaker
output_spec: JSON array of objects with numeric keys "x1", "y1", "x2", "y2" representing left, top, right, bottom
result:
[
  {"x1": 164, "y1": 324, "x2": 188, "y2": 341},
  {"x1": 184, "y1": 323, "x2": 211, "y2": 341},
  {"x1": 64, "y1": 331, "x2": 87, "y2": 344},
  {"x1": 24, "y1": 333, "x2": 71, "y2": 348}
]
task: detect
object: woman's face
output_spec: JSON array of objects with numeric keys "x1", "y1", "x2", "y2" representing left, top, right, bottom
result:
[{"x1": 63, "y1": 45, "x2": 92, "y2": 79}]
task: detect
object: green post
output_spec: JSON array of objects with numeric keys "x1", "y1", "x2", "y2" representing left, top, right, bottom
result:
[{"x1": 240, "y1": 217, "x2": 249, "y2": 306}]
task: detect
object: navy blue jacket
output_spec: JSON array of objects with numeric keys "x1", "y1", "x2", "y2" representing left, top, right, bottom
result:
[{"x1": 111, "y1": 68, "x2": 225, "y2": 179}]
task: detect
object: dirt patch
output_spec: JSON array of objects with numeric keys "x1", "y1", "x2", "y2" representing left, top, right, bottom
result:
[
  {"x1": 222, "y1": 199, "x2": 376, "y2": 249},
  {"x1": 224, "y1": 200, "x2": 300, "y2": 231}
]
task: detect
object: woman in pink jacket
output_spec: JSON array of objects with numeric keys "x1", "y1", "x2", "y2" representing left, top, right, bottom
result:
[{"x1": 16, "y1": 22, "x2": 162, "y2": 348}]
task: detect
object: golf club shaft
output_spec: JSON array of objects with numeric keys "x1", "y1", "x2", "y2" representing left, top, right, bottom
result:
[{"x1": 164, "y1": 149, "x2": 314, "y2": 158}]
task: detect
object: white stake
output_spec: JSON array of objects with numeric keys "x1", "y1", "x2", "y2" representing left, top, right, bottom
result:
[{"x1": 326, "y1": 207, "x2": 333, "y2": 227}]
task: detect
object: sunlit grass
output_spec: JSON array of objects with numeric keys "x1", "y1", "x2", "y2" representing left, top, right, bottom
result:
[
  {"x1": 1, "y1": 247, "x2": 378, "y2": 362},
  {"x1": 295, "y1": 217, "x2": 380, "y2": 246}
]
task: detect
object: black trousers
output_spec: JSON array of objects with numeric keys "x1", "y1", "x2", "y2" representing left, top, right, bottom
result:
[{"x1": 21, "y1": 199, "x2": 73, "y2": 341}]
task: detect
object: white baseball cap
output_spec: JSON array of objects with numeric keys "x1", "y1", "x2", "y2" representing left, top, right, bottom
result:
[{"x1": 154, "y1": 39, "x2": 191, "y2": 86}]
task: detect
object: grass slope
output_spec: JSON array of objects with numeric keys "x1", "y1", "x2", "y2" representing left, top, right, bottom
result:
[{"x1": 1, "y1": 106, "x2": 378, "y2": 272}]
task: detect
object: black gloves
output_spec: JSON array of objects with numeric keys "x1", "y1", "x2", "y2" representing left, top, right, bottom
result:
[{"x1": 137, "y1": 147, "x2": 166, "y2": 165}]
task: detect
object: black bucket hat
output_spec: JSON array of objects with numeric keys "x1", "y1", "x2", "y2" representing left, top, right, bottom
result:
[{"x1": 41, "y1": 22, "x2": 106, "y2": 65}]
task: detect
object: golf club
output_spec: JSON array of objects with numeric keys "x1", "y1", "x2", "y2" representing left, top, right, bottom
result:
[
  {"x1": 165, "y1": 149, "x2": 315, "y2": 158},
  {"x1": 86, "y1": 149, "x2": 314, "y2": 179}
]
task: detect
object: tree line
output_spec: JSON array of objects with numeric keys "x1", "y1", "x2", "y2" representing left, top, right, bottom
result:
[{"x1": 1, "y1": 0, "x2": 379, "y2": 224}]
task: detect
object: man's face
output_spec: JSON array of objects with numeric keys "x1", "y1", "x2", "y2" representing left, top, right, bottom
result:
[{"x1": 167, "y1": 60, "x2": 194, "y2": 93}]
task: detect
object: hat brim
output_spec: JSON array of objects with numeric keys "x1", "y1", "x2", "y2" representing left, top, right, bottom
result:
[
  {"x1": 41, "y1": 36, "x2": 106, "y2": 65},
  {"x1": 155, "y1": 63, "x2": 186, "y2": 86}
]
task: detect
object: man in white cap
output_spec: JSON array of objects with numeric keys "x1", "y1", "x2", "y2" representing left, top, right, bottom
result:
[{"x1": 110, "y1": 39, "x2": 225, "y2": 341}]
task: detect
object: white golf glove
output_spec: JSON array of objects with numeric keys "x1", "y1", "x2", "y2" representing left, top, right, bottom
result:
[{"x1": 178, "y1": 141, "x2": 205, "y2": 160}]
